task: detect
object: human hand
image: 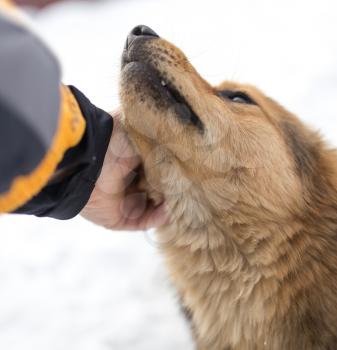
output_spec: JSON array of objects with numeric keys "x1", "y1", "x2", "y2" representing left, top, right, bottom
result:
[{"x1": 81, "y1": 111, "x2": 168, "y2": 230}]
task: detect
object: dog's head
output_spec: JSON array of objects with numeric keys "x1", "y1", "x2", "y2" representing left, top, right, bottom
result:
[{"x1": 120, "y1": 26, "x2": 326, "y2": 227}]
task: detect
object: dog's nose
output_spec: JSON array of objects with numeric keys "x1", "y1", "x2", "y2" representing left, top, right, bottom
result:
[{"x1": 125, "y1": 25, "x2": 159, "y2": 50}]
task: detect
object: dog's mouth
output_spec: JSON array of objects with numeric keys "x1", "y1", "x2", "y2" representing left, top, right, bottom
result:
[
  {"x1": 158, "y1": 77, "x2": 204, "y2": 132},
  {"x1": 121, "y1": 26, "x2": 204, "y2": 133}
]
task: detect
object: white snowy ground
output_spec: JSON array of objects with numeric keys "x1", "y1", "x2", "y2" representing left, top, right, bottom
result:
[{"x1": 1, "y1": 0, "x2": 337, "y2": 349}]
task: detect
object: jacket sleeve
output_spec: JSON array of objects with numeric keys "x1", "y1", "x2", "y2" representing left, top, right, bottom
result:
[{"x1": 0, "y1": 10, "x2": 113, "y2": 219}]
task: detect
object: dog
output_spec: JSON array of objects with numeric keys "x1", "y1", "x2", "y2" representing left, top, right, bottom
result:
[{"x1": 119, "y1": 25, "x2": 337, "y2": 350}]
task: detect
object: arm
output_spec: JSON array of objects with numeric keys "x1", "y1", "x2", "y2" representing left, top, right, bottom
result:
[
  {"x1": 0, "y1": 13, "x2": 113, "y2": 219},
  {"x1": 0, "y1": 10, "x2": 168, "y2": 228}
]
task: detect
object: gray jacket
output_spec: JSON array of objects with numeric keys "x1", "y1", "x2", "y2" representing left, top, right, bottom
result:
[{"x1": 0, "y1": 10, "x2": 113, "y2": 219}]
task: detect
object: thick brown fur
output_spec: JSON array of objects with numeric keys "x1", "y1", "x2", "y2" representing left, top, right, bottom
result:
[{"x1": 120, "y1": 33, "x2": 337, "y2": 350}]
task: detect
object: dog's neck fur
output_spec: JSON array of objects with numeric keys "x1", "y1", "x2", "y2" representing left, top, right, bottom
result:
[{"x1": 155, "y1": 160, "x2": 337, "y2": 350}]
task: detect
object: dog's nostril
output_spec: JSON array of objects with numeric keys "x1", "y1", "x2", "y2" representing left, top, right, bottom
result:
[{"x1": 125, "y1": 25, "x2": 159, "y2": 50}]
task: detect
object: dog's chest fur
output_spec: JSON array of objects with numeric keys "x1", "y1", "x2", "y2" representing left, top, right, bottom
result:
[
  {"x1": 155, "y1": 176, "x2": 271, "y2": 349},
  {"x1": 157, "y1": 226, "x2": 279, "y2": 349},
  {"x1": 154, "y1": 167, "x2": 337, "y2": 350}
]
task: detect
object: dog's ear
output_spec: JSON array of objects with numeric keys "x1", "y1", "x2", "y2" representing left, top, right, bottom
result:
[
  {"x1": 262, "y1": 97, "x2": 319, "y2": 179},
  {"x1": 280, "y1": 119, "x2": 320, "y2": 178},
  {"x1": 261, "y1": 96, "x2": 327, "y2": 201}
]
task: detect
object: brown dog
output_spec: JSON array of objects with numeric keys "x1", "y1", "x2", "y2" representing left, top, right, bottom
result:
[{"x1": 120, "y1": 25, "x2": 337, "y2": 350}]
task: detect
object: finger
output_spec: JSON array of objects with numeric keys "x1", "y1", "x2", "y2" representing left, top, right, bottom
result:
[
  {"x1": 107, "y1": 128, "x2": 140, "y2": 162},
  {"x1": 121, "y1": 202, "x2": 170, "y2": 231},
  {"x1": 122, "y1": 192, "x2": 148, "y2": 220},
  {"x1": 109, "y1": 108, "x2": 120, "y2": 119},
  {"x1": 96, "y1": 161, "x2": 140, "y2": 195},
  {"x1": 136, "y1": 203, "x2": 170, "y2": 229}
]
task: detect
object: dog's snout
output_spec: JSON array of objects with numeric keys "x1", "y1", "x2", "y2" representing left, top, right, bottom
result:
[{"x1": 125, "y1": 25, "x2": 159, "y2": 50}]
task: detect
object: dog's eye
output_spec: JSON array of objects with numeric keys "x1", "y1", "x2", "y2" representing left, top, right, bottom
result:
[
  {"x1": 231, "y1": 94, "x2": 251, "y2": 104},
  {"x1": 218, "y1": 90, "x2": 256, "y2": 105}
]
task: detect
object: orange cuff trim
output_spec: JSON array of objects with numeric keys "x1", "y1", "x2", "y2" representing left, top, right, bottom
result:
[
  {"x1": 0, "y1": 0, "x2": 23, "y2": 22},
  {"x1": 0, "y1": 85, "x2": 86, "y2": 213},
  {"x1": 0, "y1": 0, "x2": 15, "y2": 10}
]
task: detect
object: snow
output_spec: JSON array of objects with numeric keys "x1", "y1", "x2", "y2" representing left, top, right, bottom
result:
[{"x1": 0, "y1": 0, "x2": 337, "y2": 349}]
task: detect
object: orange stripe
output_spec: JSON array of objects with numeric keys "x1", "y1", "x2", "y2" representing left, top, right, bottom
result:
[
  {"x1": 0, "y1": 0, "x2": 14, "y2": 9},
  {"x1": 0, "y1": 0, "x2": 21, "y2": 16},
  {"x1": 0, "y1": 0, "x2": 32, "y2": 28},
  {"x1": 0, "y1": 85, "x2": 86, "y2": 213}
]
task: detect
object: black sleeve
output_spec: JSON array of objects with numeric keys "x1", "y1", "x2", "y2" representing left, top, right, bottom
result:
[{"x1": 14, "y1": 86, "x2": 113, "y2": 220}]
